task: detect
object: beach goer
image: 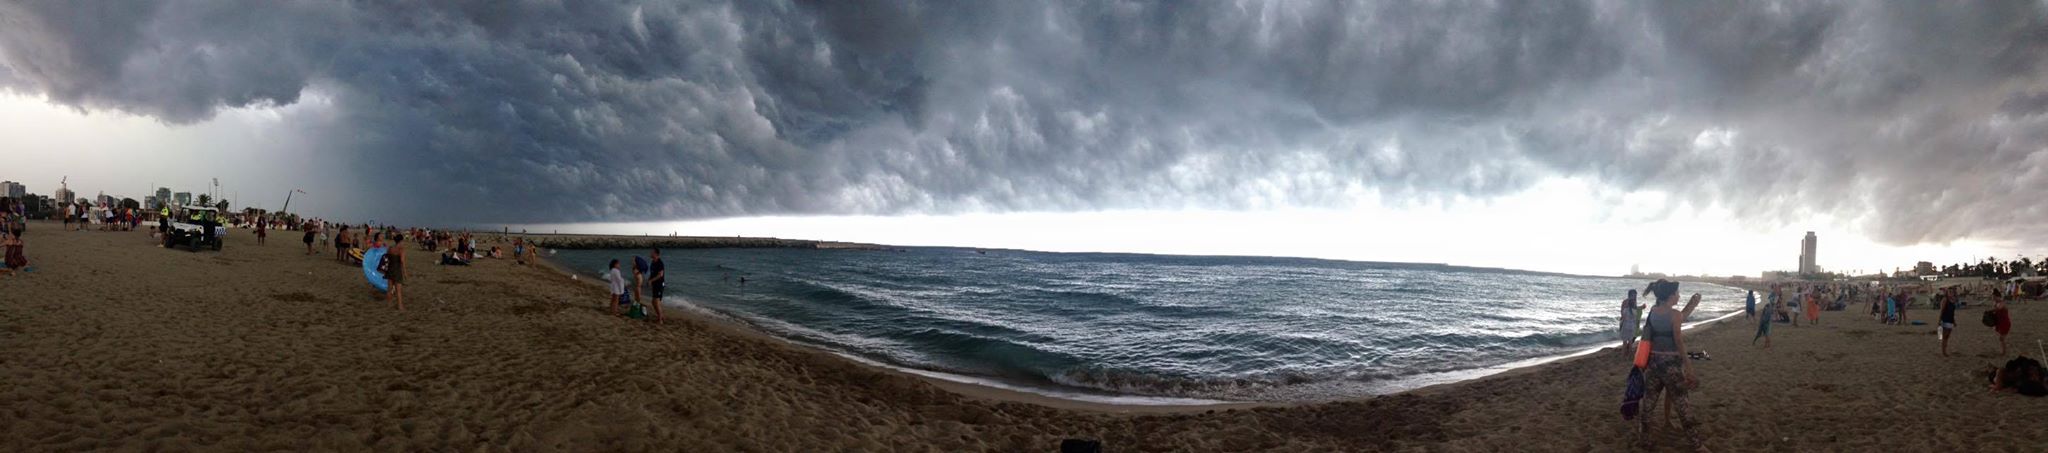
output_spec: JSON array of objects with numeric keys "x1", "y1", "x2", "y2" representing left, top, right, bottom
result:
[
  {"x1": 388, "y1": 237, "x2": 407, "y2": 311},
  {"x1": 335, "y1": 226, "x2": 352, "y2": 263},
  {"x1": 255, "y1": 216, "x2": 267, "y2": 245},
  {"x1": 1744, "y1": 290, "x2": 1756, "y2": 320},
  {"x1": 1753, "y1": 292, "x2": 1772, "y2": 349},
  {"x1": 513, "y1": 238, "x2": 526, "y2": 266},
  {"x1": 1898, "y1": 290, "x2": 1912, "y2": 325},
  {"x1": 302, "y1": 220, "x2": 318, "y2": 255},
  {"x1": 1940, "y1": 287, "x2": 1959, "y2": 357},
  {"x1": 1805, "y1": 291, "x2": 1821, "y2": 325},
  {"x1": 632, "y1": 256, "x2": 649, "y2": 305},
  {"x1": 1993, "y1": 291, "x2": 2012, "y2": 356},
  {"x1": 649, "y1": 248, "x2": 666, "y2": 323},
  {"x1": 1620, "y1": 289, "x2": 1641, "y2": 351},
  {"x1": 1987, "y1": 356, "x2": 2048, "y2": 396},
  {"x1": 605, "y1": 259, "x2": 629, "y2": 316},
  {"x1": 1637, "y1": 281, "x2": 1705, "y2": 450},
  {"x1": 0, "y1": 233, "x2": 26, "y2": 276}
]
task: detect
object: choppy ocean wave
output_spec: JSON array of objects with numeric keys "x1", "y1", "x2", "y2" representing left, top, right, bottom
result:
[{"x1": 553, "y1": 247, "x2": 1745, "y2": 402}]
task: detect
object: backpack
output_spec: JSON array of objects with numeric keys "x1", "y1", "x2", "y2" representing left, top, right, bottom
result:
[{"x1": 1620, "y1": 367, "x2": 1646, "y2": 420}]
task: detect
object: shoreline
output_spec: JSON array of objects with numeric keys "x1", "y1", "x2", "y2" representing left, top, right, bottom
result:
[
  {"x1": 530, "y1": 251, "x2": 1271, "y2": 414},
  {"x1": 534, "y1": 248, "x2": 1751, "y2": 411}
]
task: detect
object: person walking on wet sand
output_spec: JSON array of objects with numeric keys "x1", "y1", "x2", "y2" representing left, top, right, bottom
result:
[{"x1": 1638, "y1": 281, "x2": 1707, "y2": 451}]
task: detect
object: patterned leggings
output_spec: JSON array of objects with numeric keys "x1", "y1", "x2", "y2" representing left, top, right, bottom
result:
[{"x1": 1639, "y1": 355, "x2": 1704, "y2": 448}]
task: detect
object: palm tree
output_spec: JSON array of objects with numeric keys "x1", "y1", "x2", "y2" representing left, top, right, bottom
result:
[{"x1": 196, "y1": 194, "x2": 212, "y2": 207}]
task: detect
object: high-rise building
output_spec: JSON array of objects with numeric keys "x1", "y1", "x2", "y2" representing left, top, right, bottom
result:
[
  {"x1": 145, "y1": 196, "x2": 160, "y2": 210},
  {"x1": 53, "y1": 188, "x2": 74, "y2": 206},
  {"x1": 0, "y1": 181, "x2": 24, "y2": 200},
  {"x1": 1798, "y1": 232, "x2": 1818, "y2": 275},
  {"x1": 174, "y1": 192, "x2": 192, "y2": 207},
  {"x1": 155, "y1": 187, "x2": 172, "y2": 206}
]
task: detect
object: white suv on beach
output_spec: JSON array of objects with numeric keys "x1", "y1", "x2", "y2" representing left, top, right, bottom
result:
[{"x1": 165, "y1": 205, "x2": 226, "y2": 251}]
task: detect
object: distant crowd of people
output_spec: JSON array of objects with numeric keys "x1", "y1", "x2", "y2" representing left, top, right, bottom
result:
[{"x1": 1618, "y1": 277, "x2": 2036, "y2": 450}]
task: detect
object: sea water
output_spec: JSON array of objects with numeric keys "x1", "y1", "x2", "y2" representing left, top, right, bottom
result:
[{"x1": 550, "y1": 247, "x2": 1745, "y2": 402}]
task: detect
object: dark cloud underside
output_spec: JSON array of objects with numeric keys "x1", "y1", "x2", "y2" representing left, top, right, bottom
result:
[{"x1": 1, "y1": 1, "x2": 2045, "y2": 245}]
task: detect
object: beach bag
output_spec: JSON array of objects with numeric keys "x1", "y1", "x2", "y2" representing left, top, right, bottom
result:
[
  {"x1": 1620, "y1": 367, "x2": 1646, "y2": 420},
  {"x1": 1984, "y1": 311, "x2": 1999, "y2": 327},
  {"x1": 1633, "y1": 339, "x2": 1652, "y2": 368}
]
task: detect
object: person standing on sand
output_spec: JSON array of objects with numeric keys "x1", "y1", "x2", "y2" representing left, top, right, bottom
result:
[
  {"x1": 1638, "y1": 281, "x2": 1707, "y2": 451},
  {"x1": 1805, "y1": 291, "x2": 1821, "y2": 325},
  {"x1": 1939, "y1": 287, "x2": 1959, "y2": 357},
  {"x1": 1744, "y1": 290, "x2": 1756, "y2": 320},
  {"x1": 649, "y1": 248, "x2": 666, "y2": 323},
  {"x1": 388, "y1": 237, "x2": 407, "y2": 311},
  {"x1": 605, "y1": 259, "x2": 628, "y2": 316},
  {"x1": 1621, "y1": 289, "x2": 1642, "y2": 352},
  {"x1": 254, "y1": 215, "x2": 267, "y2": 245},
  {"x1": 1753, "y1": 291, "x2": 1773, "y2": 349},
  {"x1": 335, "y1": 226, "x2": 351, "y2": 263},
  {"x1": 1992, "y1": 290, "x2": 2013, "y2": 356},
  {"x1": 302, "y1": 220, "x2": 317, "y2": 255}
]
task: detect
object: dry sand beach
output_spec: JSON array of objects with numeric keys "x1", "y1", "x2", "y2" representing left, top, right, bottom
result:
[{"x1": 4, "y1": 221, "x2": 2048, "y2": 451}]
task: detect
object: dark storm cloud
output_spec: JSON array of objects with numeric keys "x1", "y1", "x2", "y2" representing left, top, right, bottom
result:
[{"x1": 1, "y1": 1, "x2": 2045, "y2": 245}]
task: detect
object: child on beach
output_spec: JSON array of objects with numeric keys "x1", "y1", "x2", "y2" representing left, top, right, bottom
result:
[
  {"x1": 1805, "y1": 292, "x2": 1821, "y2": 325},
  {"x1": 387, "y1": 237, "x2": 407, "y2": 311},
  {"x1": 1745, "y1": 290, "x2": 1756, "y2": 320}
]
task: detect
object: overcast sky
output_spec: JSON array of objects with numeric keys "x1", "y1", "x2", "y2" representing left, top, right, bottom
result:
[{"x1": 2, "y1": 1, "x2": 2045, "y2": 276}]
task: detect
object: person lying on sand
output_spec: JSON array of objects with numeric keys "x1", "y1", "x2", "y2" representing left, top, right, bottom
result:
[{"x1": 1984, "y1": 356, "x2": 2047, "y2": 396}]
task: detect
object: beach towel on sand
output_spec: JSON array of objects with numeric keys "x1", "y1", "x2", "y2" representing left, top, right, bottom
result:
[{"x1": 1621, "y1": 367, "x2": 1646, "y2": 420}]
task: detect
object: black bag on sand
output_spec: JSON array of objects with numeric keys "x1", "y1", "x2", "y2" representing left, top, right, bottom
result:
[
  {"x1": 1061, "y1": 438, "x2": 1102, "y2": 453},
  {"x1": 1983, "y1": 310, "x2": 1998, "y2": 327}
]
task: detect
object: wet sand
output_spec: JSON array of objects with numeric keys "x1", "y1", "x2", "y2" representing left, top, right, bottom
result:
[{"x1": 4, "y1": 221, "x2": 2045, "y2": 451}]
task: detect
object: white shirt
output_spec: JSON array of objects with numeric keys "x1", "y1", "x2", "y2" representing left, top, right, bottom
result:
[{"x1": 604, "y1": 268, "x2": 627, "y2": 295}]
